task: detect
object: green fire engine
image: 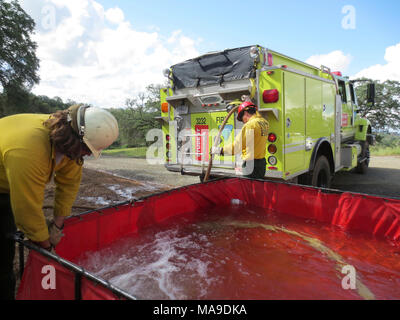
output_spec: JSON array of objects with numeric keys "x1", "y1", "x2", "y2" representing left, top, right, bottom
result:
[{"x1": 159, "y1": 45, "x2": 375, "y2": 187}]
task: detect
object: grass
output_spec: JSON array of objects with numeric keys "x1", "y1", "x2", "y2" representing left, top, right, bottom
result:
[
  {"x1": 370, "y1": 145, "x2": 400, "y2": 156},
  {"x1": 102, "y1": 147, "x2": 149, "y2": 158}
]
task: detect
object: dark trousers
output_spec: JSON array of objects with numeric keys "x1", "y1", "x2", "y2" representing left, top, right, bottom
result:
[
  {"x1": 0, "y1": 194, "x2": 16, "y2": 300},
  {"x1": 242, "y1": 158, "x2": 267, "y2": 179}
]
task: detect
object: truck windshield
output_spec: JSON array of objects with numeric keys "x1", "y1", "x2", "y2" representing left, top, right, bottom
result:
[{"x1": 171, "y1": 46, "x2": 256, "y2": 90}]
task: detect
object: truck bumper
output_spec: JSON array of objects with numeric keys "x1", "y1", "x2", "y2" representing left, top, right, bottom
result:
[
  {"x1": 165, "y1": 163, "x2": 285, "y2": 179},
  {"x1": 165, "y1": 164, "x2": 240, "y2": 178}
]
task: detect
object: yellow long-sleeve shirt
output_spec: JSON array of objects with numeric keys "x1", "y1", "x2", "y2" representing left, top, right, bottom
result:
[
  {"x1": 223, "y1": 112, "x2": 269, "y2": 161},
  {"x1": 0, "y1": 114, "x2": 83, "y2": 242}
]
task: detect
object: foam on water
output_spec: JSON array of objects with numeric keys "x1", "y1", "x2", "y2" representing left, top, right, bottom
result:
[{"x1": 77, "y1": 224, "x2": 222, "y2": 299}]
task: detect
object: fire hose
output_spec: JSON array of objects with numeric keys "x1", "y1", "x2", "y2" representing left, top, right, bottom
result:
[{"x1": 203, "y1": 104, "x2": 240, "y2": 183}]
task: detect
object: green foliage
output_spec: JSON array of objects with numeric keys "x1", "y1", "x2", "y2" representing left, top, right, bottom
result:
[
  {"x1": 108, "y1": 84, "x2": 162, "y2": 148},
  {"x1": 371, "y1": 146, "x2": 400, "y2": 156},
  {"x1": 370, "y1": 133, "x2": 400, "y2": 156},
  {"x1": 0, "y1": 89, "x2": 75, "y2": 117},
  {"x1": 0, "y1": 0, "x2": 40, "y2": 92},
  {"x1": 375, "y1": 132, "x2": 400, "y2": 147},
  {"x1": 102, "y1": 147, "x2": 149, "y2": 158},
  {"x1": 0, "y1": 81, "x2": 162, "y2": 151},
  {"x1": 0, "y1": 0, "x2": 53, "y2": 117},
  {"x1": 354, "y1": 78, "x2": 400, "y2": 132}
]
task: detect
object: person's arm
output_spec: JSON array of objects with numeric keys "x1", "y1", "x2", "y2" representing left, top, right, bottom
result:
[
  {"x1": 53, "y1": 159, "x2": 83, "y2": 219},
  {"x1": 223, "y1": 126, "x2": 246, "y2": 156},
  {"x1": 3, "y1": 149, "x2": 49, "y2": 244}
]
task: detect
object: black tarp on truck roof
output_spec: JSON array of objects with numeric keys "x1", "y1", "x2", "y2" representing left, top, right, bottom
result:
[{"x1": 171, "y1": 46, "x2": 256, "y2": 89}]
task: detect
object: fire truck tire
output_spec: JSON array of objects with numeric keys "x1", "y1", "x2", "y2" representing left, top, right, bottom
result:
[
  {"x1": 355, "y1": 141, "x2": 370, "y2": 174},
  {"x1": 298, "y1": 155, "x2": 332, "y2": 188},
  {"x1": 310, "y1": 155, "x2": 332, "y2": 188}
]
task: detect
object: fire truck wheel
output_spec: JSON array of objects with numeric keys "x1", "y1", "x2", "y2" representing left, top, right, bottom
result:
[
  {"x1": 311, "y1": 155, "x2": 332, "y2": 188},
  {"x1": 355, "y1": 141, "x2": 370, "y2": 174}
]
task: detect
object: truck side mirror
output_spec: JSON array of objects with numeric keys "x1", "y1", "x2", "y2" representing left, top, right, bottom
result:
[{"x1": 367, "y1": 83, "x2": 375, "y2": 105}]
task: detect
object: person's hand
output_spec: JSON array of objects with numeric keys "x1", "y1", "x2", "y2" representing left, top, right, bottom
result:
[
  {"x1": 211, "y1": 146, "x2": 223, "y2": 155},
  {"x1": 31, "y1": 239, "x2": 56, "y2": 255},
  {"x1": 43, "y1": 244, "x2": 56, "y2": 255},
  {"x1": 47, "y1": 220, "x2": 64, "y2": 247}
]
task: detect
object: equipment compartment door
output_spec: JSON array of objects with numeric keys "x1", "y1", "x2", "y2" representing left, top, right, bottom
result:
[
  {"x1": 191, "y1": 113, "x2": 211, "y2": 164},
  {"x1": 283, "y1": 72, "x2": 306, "y2": 176},
  {"x1": 210, "y1": 112, "x2": 235, "y2": 167}
]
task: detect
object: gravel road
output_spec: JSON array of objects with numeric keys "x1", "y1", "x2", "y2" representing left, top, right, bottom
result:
[
  {"x1": 84, "y1": 156, "x2": 400, "y2": 199},
  {"x1": 331, "y1": 156, "x2": 400, "y2": 199}
]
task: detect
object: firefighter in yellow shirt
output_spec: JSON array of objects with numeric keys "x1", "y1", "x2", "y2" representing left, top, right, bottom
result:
[
  {"x1": 212, "y1": 101, "x2": 269, "y2": 179},
  {"x1": 0, "y1": 105, "x2": 119, "y2": 300}
]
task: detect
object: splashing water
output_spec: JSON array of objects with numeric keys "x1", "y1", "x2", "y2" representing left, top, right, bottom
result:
[{"x1": 75, "y1": 204, "x2": 400, "y2": 300}]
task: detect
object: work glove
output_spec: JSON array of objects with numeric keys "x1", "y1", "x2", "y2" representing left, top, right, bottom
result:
[
  {"x1": 211, "y1": 146, "x2": 223, "y2": 156},
  {"x1": 47, "y1": 220, "x2": 64, "y2": 247}
]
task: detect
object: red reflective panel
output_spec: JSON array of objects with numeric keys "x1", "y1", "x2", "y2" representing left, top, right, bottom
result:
[
  {"x1": 263, "y1": 89, "x2": 279, "y2": 103},
  {"x1": 268, "y1": 133, "x2": 277, "y2": 143},
  {"x1": 268, "y1": 53, "x2": 273, "y2": 66}
]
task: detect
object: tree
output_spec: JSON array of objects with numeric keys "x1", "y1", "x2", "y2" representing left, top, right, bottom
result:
[
  {"x1": 0, "y1": 90, "x2": 75, "y2": 118},
  {"x1": 354, "y1": 78, "x2": 400, "y2": 132},
  {"x1": 109, "y1": 84, "x2": 162, "y2": 148},
  {"x1": 0, "y1": 0, "x2": 40, "y2": 92}
]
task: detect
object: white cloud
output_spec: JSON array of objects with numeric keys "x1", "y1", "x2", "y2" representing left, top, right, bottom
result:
[
  {"x1": 353, "y1": 43, "x2": 400, "y2": 81},
  {"x1": 306, "y1": 50, "x2": 352, "y2": 72},
  {"x1": 105, "y1": 7, "x2": 124, "y2": 25},
  {"x1": 20, "y1": 0, "x2": 200, "y2": 108}
]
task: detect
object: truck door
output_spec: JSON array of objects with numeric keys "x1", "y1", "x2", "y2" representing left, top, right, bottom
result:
[
  {"x1": 348, "y1": 82, "x2": 358, "y2": 123},
  {"x1": 210, "y1": 112, "x2": 235, "y2": 168},
  {"x1": 283, "y1": 72, "x2": 306, "y2": 176},
  {"x1": 338, "y1": 79, "x2": 353, "y2": 140}
]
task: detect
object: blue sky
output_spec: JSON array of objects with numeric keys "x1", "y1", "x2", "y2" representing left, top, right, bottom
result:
[
  {"x1": 98, "y1": 0, "x2": 400, "y2": 76},
  {"x1": 20, "y1": 0, "x2": 400, "y2": 107}
]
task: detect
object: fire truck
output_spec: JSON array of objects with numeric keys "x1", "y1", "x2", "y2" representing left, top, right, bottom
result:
[{"x1": 159, "y1": 45, "x2": 375, "y2": 187}]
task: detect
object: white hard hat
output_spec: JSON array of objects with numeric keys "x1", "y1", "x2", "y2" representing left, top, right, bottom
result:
[{"x1": 75, "y1": 106, "x2": 119, "y2": 159}]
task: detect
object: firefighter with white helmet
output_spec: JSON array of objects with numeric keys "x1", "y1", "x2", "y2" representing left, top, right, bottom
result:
[
  {"x1": 0, "y1": 105, "x2": 119, "y2": 299},
  {"x1": 212, "y1": 101, "x2": 269, "y2": 179},
  {"x1": 67, "y1": 105, "x2": 119, "y2": 159}
]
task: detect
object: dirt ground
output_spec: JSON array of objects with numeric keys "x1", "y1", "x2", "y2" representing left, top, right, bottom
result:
[{"x1": 44, "y1": 167, "x2": 171, "y2": 217}]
